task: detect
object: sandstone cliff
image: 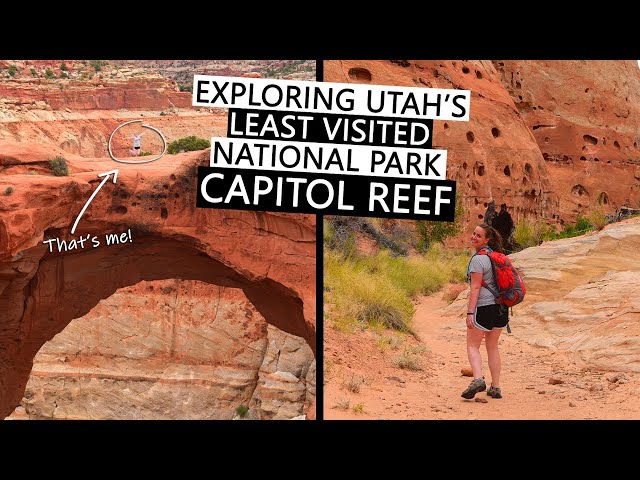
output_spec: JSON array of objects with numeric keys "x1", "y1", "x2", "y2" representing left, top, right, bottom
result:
[
  {"x1": 9, "y1": 280, "x2": 314, "y2": 420},
  {"x1": 324, "y1": 60, "x2": 640, "y2": 236}
]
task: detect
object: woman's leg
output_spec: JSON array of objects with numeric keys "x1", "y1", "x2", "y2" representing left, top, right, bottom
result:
[
  {"x1": 466, "y1": 327, "x2": 485, "y2": 379},
  {"x1": 485, "y1": 328, "x2": 502, "y2": 387}
]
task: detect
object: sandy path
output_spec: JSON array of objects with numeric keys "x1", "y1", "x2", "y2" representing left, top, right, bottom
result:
[{"x1": 324, "y1": 292, "x2": 640, "y2": 420}]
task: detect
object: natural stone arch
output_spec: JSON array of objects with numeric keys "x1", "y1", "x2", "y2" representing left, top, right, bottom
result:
[{"x1": 0, "y1": 153, "x2": 316, "y2": 418}]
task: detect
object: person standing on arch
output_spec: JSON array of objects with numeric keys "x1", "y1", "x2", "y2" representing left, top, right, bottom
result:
[{"x1": 129, "y1": 132, "x2": 147, "y2": 156}]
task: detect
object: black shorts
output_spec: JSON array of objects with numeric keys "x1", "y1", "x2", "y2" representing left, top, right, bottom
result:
[
  {"x1": 134, "y1": 146, "x2": 140, "y2": 150},
  {"x1": 472, "y1": 304, "x2": 509, "y2": 331}
]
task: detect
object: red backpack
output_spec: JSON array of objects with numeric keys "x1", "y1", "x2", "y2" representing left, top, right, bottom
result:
[{"x1": 476, "y1": 247, "x2": 526, "y2": 318}]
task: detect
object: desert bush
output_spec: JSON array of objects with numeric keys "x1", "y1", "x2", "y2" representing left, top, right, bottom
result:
[
  {"x1": 8, "y1": 65, "x2": 17, "y2": 77},
  {"x1": 167, "y1": 136, "x2": 211, "y2": 154},
  {"x1": 5, "y1": 186, "x2": 14, "y2": 195},
  {"x1": 48, "y1": 156, "x2": 69, "y2": 176},
  {"x1": 44, "y1": 68, "x2": 55, "y2": 79}
]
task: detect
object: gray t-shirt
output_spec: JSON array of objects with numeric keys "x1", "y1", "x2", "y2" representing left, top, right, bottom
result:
[{"x1": 468, "y1": 254, "x2": 499, "y2": 307}]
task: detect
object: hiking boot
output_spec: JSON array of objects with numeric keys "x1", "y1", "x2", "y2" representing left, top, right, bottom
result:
[
  {"x1": 487, "y1": 385, "x2": 502, "y2": 399},
  {"x1": 461, "y1": 377, "x2": 486, "y2": 399}
]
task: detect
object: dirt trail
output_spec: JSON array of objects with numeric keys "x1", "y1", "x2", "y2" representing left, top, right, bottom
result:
[{"x1": 324, "y1": 292, "x2": 640, "y2": 420}]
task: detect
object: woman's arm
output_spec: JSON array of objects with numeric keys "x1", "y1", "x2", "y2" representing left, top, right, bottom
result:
[{"x1": 467, "y1": 272, "x2": 482, "y2": 329}]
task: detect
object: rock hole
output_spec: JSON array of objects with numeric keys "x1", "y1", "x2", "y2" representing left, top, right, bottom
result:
[
  {"x1": 444, "y1": 122, "x2": 449, "y2": 130},
  {"x1": 114, "y1": 206, "x2": 127, "y2": 215},
  {"x1": 170, "y1": 174, "x2": 176, "y2": 181},
  {"x1": 523, "y1": 177, "x2": 528, "y2": 186},
  {"x1": 582, "y1": 146, "x2": 587, "y2": 151},
  {"x1": 433, "y1": 69, "x2": 439, "y2": 78},
  {"x1": 475, "y1": 163, "x2": 485, "y2": 176},
  {"x1": 466, "y1": 131, "x2": 475, "y2": 143},
  {"x1": 598, "y1": 192, "x2": 609, "y2": 205},
  {"x1": 161, "y1": 207, "x2": 168, "y2": 219},
  {"x1": 518, "y1": 95, "x2": 523, "y2": 101},
  {"x1": 474, "y1": 198, "x2": 479, "y2": 205},
  {"x1": 594, "y1": 157, "x2": 600, "y2": 162},
  {"x1": 602, "y1": 139, "x2": 606, "y2": 146},
  {"x1": 163, "y1": 184, "x2": 169, "y2": 190},
  {"x1": 571, "y1": 184, "x2": 588, "y2": 197},
  {"x1": 348, "y1": 67, "x2": 372, "y2": 82},
  {"x1": 614, "y1": 140, "x2": 620, "y2": 149},
  {"x1": 483, "y1": 202, "x2": 488, "y2": 208},
  {"x1": 119, "y1": 191, "x2": 129, "y2": 199},
  {"x1": 462, "y1": 66, "x2": 470, "y2": 74},
  {"x1": 516, "y1": 81, "x2": 522, "y2": 89},
  {"x1": 175, "y1": 193, "x2": 180, "y2": 198},
  {"x1": 503, "y1": 165, "x2": 511, "y2": 176},
  {"x1": 563, "y1": 155, "x2": 570, "y2": 162},
  {"x1": 478, "y1": 214, "x2": 484, "y2": 219},
  {"x1": 580, "y1": 156, "x2": 586, "y2": 161},
  {"x1": 583, "y1": 134, "x2": 598, "y2": 145},
  {"x1": 544, "y1": 137, "x2": 550, "y2": 143},
  {"x1": 525, "y1": 163, "x2": 532, "y2": 174},
  {"x1": 585, "y1": 88, "x2": 590, "y2": 93},
  {"x1": 475, "y1": 70, "x2": 482, "y2": 79},
  {"x1": 462, "y1": 162, "x2": 468, "y2": 170},
  {"x1": 491, "y1": 127, "x2": 500, "y2": 138},
  {"x1": 543, "y1": 153, "x2": 549, "y2": 160}
]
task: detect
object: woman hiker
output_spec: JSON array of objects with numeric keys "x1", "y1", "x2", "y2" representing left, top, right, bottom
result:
[
  {"x1": 461, "y1": 223, "x2": 509, "y2": 400},
  {"x1": 129, "y1": 132, "x2": 147, "y2": 156}
]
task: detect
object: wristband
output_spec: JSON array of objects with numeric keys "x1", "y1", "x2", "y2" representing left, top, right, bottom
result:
[{"x1": 467, "y1": 312, "x2": 474, "y2": 315}]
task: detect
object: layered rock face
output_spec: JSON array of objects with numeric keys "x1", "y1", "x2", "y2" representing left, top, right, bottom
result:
[
  {"x1": 495, "y1": 60, "x2": 640, "y2": 220},
  {"x1": 10, "y1": 280, "x2": 314, "y2": 420},
  {"x1": 324, "y1": 60, "x2": 640, "y2": 235},
  {"x1": 0, "y1": 148, "x2": 316, "y2": 419},
  {"x1": 0, "y1": 61, "x2": 226, "y2": 158},
  {"x1": 447, "y1": 218, "x2": 640, "y2": 372}
]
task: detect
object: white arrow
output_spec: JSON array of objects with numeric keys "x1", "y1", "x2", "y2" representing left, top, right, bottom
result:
[{"x1": 71, "y1": 169, "x2": 119, "y2": 235}]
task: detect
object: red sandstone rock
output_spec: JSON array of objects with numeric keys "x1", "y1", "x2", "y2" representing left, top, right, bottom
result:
[{"x1": 0, "y1": 148, "x2": 316, "y2": 418}]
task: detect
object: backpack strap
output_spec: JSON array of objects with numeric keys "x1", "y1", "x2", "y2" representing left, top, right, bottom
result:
[{"x1": 470, "y1": 247, "x2": 501, "y2": 298}]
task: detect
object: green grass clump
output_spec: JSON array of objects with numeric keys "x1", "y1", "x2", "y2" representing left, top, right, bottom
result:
[
  {"x1": 235, "y1": 405, "x2": 249, "y2": 418},
  {"x1": 324, "y1": 246, "x2": 468, "y2": 333},
  {"x1": 5, "y1": 186, "x2": 14, "y2": 195}
]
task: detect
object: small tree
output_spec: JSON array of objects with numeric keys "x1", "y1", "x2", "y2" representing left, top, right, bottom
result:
[
  {"x1": 4, "y1": 186, "x2": 14, "y2": 195},
  {"x1": 30, "y1": 68, "x2": 37, "y2": 77},
  {"x1": 416, "y1": 192, "x2": 465, "y2": 251},
  {"x1": 44, "y1": 68, "x2": 55, "y2": 79},
  {"x1": 8, "y1": 64, "x2": 17, "y2": 77},
  {"x1": 60, "y1": 62, "x2": 68, "y2": 72}
]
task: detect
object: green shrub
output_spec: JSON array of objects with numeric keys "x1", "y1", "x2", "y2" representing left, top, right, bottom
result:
[
  {"x1": 44, "y1": 68, "x2": 55, "y2": 79},
  {"x1": 589, "y1": 208, "x2": 607, "y2": 230},
  {"x1": 8, "y1": 64, "x2": 17, "y2": 77},
  {"x1": 235, "y1": 405, "x2": 249, "y2": 418},
  {"x1": 30, "y1": 68, "x2": 37, "y2": 77},
  {"x1": 5, "y1": 186, "x2": 14, "y2": 195},
  {"x1": 178, "y1": 84, "x2": 193, "y2": 93},
  {"x1": 60, "y1": 62, "x2": 68, "y2": 72},
  {"x1": 48, "y1": 156, "x2": 69, "y2": 176},
  {"x1": 139, "y1": 151, "x2": 153, "y2": 156},
  {"x1": 167, "y1": 135, "x2": 211, "y2": 154},
  {"x1": 513, "y1": 217, "x2": 553, "y2": 249},
  {"x1": 416, "y1": 192, "x2": 464, "y2": 251},
  {"x1": 90, "y1": 60, "x2": 107, "y2": 73}
]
